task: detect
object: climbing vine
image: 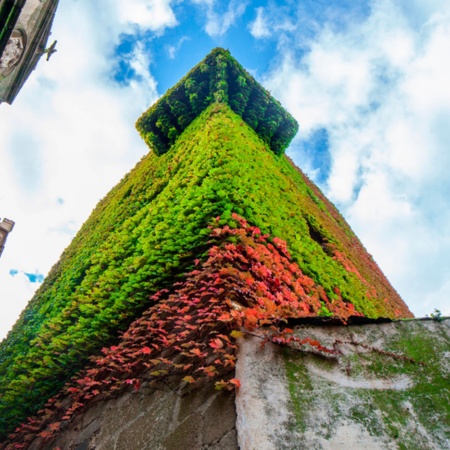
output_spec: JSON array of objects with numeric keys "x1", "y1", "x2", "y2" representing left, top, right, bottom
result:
[
  {"x1": 1, "y1": 215, "x2": 363, "y2": 447},
  {"x1": 136, "y1": 48, "x2": 299, "y2": 156},
  {"x1": 0, "y1": 102, "x2": 412, "y2": 441}
]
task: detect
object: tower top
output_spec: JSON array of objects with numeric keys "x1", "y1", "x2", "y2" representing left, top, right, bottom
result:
[{"x1": 136, "y1": 48, "x2": 299, "y2": 156}]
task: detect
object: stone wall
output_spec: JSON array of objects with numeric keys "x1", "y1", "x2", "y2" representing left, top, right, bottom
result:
[
  {"x1": 29, "y1": 383, "x2": 237, "y2": 450},
  {"x1": 23, "y1": 318, "x2": 449, "y2": 450},
  {"x1": 236, "y1": 318, "x2": 450, "y2": 450}
]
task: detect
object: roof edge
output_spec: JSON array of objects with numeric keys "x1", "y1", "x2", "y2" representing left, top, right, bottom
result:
[{"x1": 136, "y1": 48, "x2": 299, "y2": 156}]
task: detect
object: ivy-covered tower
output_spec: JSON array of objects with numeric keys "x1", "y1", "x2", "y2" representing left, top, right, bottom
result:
[{"x1": 0, "y1": 48, "x2": 413, "y2": 446}]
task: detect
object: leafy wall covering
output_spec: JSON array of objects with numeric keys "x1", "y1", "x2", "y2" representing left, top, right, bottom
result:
[
  {"x1": 0, "y1": 49, "x2": 412, "y2": 442},
  {"x1": 136, "y1": 48, "x2": 298, "y2": 156}
]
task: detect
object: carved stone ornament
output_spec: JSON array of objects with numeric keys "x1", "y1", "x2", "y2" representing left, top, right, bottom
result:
[{"x1": 0, "y1": 30, "x2": 26, "y2": 76}]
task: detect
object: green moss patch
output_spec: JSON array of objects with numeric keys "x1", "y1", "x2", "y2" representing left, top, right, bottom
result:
[{"x1": 283, "y1": 320, "x2": 450, "y2": 448}]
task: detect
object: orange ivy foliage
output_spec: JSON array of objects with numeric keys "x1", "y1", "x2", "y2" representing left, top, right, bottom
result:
[{"x1": 3, "y1": 215, "x2": 362, "y2": 448}]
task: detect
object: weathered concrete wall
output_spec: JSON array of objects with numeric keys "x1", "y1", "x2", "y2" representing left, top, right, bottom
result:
[
  {"x1": 30, "y1": 382, "x2": 237, "y2": 450},
  {"x1": 23, "y1": 319, "x2": 449, "y2": 450},
  {"x1": 235, "y1": 318, "x2": 450, "y2": 450}
]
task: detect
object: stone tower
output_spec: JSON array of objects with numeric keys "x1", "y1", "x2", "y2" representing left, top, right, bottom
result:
[
  {"x1": 0, "y1": 0, "x2": 59, "y2": 104},
  {"x1": 3, "y1": 49, "x2": 439, "y2": 450},
  {"x1": 0, "y1": 217, "x2": 14, "y2": 257}
]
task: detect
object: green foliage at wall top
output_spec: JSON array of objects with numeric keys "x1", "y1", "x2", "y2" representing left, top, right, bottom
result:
[
  {"x1": 0, "y1": 102, "x2": 411, "y2": 440},
  {"x1": 136, "y1": 48, "x2": 299, "y2": 156}
]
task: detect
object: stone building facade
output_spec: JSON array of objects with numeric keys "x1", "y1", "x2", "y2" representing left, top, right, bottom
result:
[
  {"x1": 0, "y1": 217, "x2": 14, "y2": 257},
  {"x1": 0, "y1": 0, "x2": 59, "y2": 104}
]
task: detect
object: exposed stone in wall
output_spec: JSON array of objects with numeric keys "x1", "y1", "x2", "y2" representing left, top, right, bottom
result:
[
  {"x1": 235, "y1": 318, "x2": 450, "y2": 450},
  {"x1": 29, "y1": 383, "x2": 237, "y2": 450}
]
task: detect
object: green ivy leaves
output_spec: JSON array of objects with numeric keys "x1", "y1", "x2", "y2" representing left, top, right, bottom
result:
[
  {"x1": 136, "y1": 48, "x2": 299, "y2": 156},
  {"x1": 0, "y1": 102, "x2": 410, "y2": 440}
]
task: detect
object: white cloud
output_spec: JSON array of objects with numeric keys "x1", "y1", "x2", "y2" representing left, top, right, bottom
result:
[
  {"x1": 128, "y1": 41, "x2": 159, "y2": 90},
  {"x1": 191, "y1": 0, "x2": 248, "y2": 37},
  {"x1": 264, "y1": 0, "x2": 450, "y2": 317},
  {"x1": 0, "y1": 0, "x2": 175, "y2": 339},
  {"x1": 1, "y1": 0, "x2": 449, "y2": 343},
  {"x1": 248, "y1": 5, "x2": 295, "y2": 40},
  {"x1": 167, "y1": 36, "x2": 190, "y2": 59},
  {"x1": 0, "y1": 268, "x2": 39, "y2": 339},
  {"x1": 114, "y1": 0, "x2": 178, "y2": 34},
  {"x1": 249, "y1": 7, "x2": 271, "y2": 39}
]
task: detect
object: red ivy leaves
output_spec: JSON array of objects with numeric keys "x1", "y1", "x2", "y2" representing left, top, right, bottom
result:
[{"x1": 4, "y1": 214, "x2": 360, "y2": 448}]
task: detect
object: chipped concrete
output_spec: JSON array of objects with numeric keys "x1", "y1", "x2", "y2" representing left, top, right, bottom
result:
[{"x1": 305, "y1": 361, "x2": 413, "y2": 390}]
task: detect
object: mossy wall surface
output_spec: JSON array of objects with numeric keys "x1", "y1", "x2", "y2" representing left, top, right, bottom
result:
[
  {"x1": 236, "y1": 319, "x2": 450, "y2": 450},
  {"x1": 0, "y1": 101, "x2": 411, "y2": 438}
]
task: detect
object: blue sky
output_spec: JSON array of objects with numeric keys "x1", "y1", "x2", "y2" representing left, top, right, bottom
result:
[{"x1": 1, "y1": 0, "x2": 450, "y2": 339}]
